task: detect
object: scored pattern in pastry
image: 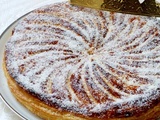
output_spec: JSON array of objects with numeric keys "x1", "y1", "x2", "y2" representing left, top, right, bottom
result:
[{"x1": 5, "y1": 2, "x2": 160, "y2": 117}]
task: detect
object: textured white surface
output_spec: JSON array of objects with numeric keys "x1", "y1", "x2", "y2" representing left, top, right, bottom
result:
[{"x1": 0, "y1": 1, "x2": 65, "y2": 120}]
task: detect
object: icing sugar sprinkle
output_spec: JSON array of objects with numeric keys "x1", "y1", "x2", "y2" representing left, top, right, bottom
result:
[{"x1": 5, "y1": 1, "x2": 160, "y2": 118}]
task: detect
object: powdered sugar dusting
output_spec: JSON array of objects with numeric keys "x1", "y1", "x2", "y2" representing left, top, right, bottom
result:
[{"x1": 5, "y1": 2, "x2": 160, "y2": 118}]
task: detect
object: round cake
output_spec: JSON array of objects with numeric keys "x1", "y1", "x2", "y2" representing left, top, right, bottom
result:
[{"x1": 4, "y1": 1, "x2": 160, "y2": 120}]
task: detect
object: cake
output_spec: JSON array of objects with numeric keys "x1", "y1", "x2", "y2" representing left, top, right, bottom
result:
[{"x1": 3, "y1": 1, "x2": 160, "y2": 120}]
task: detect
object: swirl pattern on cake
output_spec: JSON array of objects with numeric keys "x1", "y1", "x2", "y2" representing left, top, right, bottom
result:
[{"x1": 5, "y1": 2, "x2": 160, "y2": 118}]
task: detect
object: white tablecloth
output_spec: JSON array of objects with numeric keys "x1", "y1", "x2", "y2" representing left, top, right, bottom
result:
[
  {"x1": 0, "y1": 0, "x2": 160, "y2": 120},
  {"x1": 0, "y1": 1, "x2": 64, "y2": 119}
]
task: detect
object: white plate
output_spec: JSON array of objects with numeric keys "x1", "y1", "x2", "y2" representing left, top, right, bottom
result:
[
  {"x1": 0, "y1": 0, "x2": 66, "y2": 120},
  {"x1": 0, "y1": 1, "x2": 159, "y2": 119}
]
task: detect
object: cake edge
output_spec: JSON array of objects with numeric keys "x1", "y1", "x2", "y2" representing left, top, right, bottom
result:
[{"x1": 3, "y1": 55, "x2": 160, "y2": 120}]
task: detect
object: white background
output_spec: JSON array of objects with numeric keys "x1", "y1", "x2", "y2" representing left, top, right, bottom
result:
[{"x1": 0, "y1": 0, "x2": 160, "y2": 120}]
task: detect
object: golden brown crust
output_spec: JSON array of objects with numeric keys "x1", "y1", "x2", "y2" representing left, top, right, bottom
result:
[{"x1": 3, "y1": 59, "x2": 160, "y2": 120}]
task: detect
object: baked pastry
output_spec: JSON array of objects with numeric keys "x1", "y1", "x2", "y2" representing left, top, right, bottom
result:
[{"x1": 4, "y1": 1, "x2": 160, "y2": 120}]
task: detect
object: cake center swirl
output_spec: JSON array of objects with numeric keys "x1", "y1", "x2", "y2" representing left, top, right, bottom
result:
[{"x1": 87, "y1": 47, "x2": 95, "y2": 55}]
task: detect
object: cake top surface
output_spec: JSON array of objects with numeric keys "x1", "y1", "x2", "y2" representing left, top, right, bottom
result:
[{"x1": 5, "y1": 1, "x2": 160, "y2": 118}]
